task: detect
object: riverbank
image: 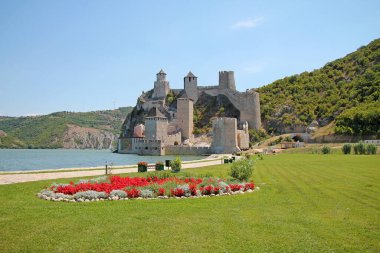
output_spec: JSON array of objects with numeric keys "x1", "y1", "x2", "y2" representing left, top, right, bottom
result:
[{"x1": 0, "y1": 155, "x2": 225, "y2": 184}]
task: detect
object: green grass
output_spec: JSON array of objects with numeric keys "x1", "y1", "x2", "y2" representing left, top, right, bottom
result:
[{"x1": 1, "y1": 154, "x2": 379, "y2": 252}]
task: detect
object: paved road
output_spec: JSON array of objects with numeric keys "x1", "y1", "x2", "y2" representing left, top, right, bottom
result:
[{"x1": 0, "y1": 158, "x2": 224, "y2": 185}]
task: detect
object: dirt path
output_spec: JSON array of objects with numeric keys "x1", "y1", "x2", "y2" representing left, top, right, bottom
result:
[{"x1": 0, "y1": 158, "x2": 224, "y2": 185}]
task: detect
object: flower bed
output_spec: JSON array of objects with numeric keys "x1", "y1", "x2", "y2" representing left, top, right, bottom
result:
[{"x1": 37, "y1": 175, "x2": 256, "y2": 202}]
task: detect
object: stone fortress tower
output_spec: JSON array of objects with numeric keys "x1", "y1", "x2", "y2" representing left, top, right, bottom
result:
[
  {"x1": 145, "y1": 115, "x2": 168, "y2": 141},
  {"x1": 118, "y1": 69, "x2": 260, "y2": 155},
  {"x1": 152, "y1": 69, "x2": 170, "y2": 99},
  {"x1": 218, "y1": 71, "x2": 236, "y2": 90},
  {"x1": 184, "y1": 72, "x2": 198, "y2": 101},
  {"x1": 177, "y1": 98, "x2": 194, "y2": 141}
]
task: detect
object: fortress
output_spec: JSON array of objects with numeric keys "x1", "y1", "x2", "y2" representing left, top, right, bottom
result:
[{"x1": 118, "y1": 70, "x2": 260, "y2": 155}]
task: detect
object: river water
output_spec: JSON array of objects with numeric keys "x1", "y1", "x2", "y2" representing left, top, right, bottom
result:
[{"x1": 0, "y1": 149, "x2": 204, "y2": 172}]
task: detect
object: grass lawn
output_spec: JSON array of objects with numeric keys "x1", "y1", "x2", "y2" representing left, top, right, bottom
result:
[{"x1": 1, "y1": 154, "x2": 379, "y2": 252}]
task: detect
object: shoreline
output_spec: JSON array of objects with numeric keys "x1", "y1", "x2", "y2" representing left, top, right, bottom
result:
[
  {"x1": 0, "y1": 155, "x2": 227, "y2": 185},
  {"x1": 0, "y1": 155, "x2": 222, "y2": 174}
]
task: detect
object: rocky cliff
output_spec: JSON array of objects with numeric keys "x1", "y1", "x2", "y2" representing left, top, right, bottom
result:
[{"x1": 0, "y1": 107, "x2": 133, "y2": 149}]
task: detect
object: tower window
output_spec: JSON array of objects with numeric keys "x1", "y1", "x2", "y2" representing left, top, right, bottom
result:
[{"x1": 189, "y1": 77, "x2": 191, "y2": 82}]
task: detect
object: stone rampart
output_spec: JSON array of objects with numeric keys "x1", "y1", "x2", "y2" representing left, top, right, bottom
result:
[
  {"x1": 165, "y1": 132, "x2": 182, "y2": 145},
  {"x1": 165, "y1": 146, "x2": 212, "y2": 156},
  {"x1": 210, "y1": 117, "x2": 241, "y2": 154},
  {"x1": 202, "y1": 88, "x2": 261, "y2": 130}
]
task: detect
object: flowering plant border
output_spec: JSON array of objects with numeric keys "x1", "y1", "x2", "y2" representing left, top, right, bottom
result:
[{"x1": 38, "y1": 175, "x2": 257, "y2": 202}]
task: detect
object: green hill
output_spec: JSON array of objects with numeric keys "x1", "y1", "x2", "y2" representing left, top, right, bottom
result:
[
  {"x1": 0, "y1": 107, "x2": 133, "y2": 149},
  {"x1": 257, "y1": 38, "x2": 380, "y2": 136}
]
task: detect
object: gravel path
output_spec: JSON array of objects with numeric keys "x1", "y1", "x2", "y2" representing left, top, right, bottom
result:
[{"x1": 0, "y1": 158, "x2": 224, "y2": 185}]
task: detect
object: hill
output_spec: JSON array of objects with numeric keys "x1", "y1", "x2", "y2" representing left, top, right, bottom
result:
[
  {"x1": 257, "y1": 38, "x2": 379, "y2": 136},
  {"x1": 0, "y1": 107, "x2": 133, "y2": 149}
]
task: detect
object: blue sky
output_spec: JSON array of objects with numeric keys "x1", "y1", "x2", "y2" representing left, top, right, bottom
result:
[{"x1": 0, "y1": 0, "x2": 379, "y2": 116}]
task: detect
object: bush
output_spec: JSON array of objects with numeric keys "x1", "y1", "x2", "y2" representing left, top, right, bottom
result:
[
  {"x1": 74, "y1": 190, "x2": 107, "y2": 200},
  {"x1": 110, "y1": 190, "x2": 127, "y2": 199},
  {"x1": 321, "y1": 146, "x2": 331, "y2": 154},
  {"x1": 342, "y1": 144, "x2": 352, "y2": 154},
  {"x1": 353, "y1": 142, "x2": 366, "y2": 155},
  {"x1": 140, "y1": 189, "x2": 154, "y2": 198},
  {"x1": 137, "y1": 161, "x2": 148, "y2": 172},
  {"x1": 170, "y1": 157, "x2": 182, "y2": 172},
  {"x1": 229, "y1": 158, "x2": 254, "y2": 181},
  {"x1": 155, "y1": 161, "x2": 164, "y2": 171},
  {"x1": 366, "y1": 144, "x2": 377, "y2": 154}
]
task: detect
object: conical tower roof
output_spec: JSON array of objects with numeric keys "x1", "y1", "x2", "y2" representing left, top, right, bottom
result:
[
  {"x1": 185, "y1": 71, "x2": 196, "y2": 78},
  {"x1": 158, "y1": 69, "x2": 166, "y2": 75}
]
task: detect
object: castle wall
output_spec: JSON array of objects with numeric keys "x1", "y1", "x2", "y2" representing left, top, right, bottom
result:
[
  {"x1": 164, "y1": 132, "x2": 182, "y2": 145},
  {"x1": 141, "y1": 99, "x2": 165, "y2": 111},
  {"x1": 237, "y1": 130, "x2": 250, "y2": 150},
  {"x1": 201, "y1": 88, "x2": 261, "y2": 130},
  {"x1": 165, "y1": 146, "x2": 211, "y2": 156},
  {"x1": 118, "y1": 137, "x2": 135, "y2": 154},
  {"x1": 211, "y1": 117, "x2": 241, "y2": 154},
  {"x1": 131, "y1": 139, "x2": 164, "y2": 155}
]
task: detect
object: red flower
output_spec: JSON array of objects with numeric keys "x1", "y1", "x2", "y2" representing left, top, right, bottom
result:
[
  {"x1": 244, "y1": 182, "x2": 255, "y2": 191},
  {"x1": 189, "y1": 184, "x2": 197, "y2": 196},
  {"x1": 202, "y1": 185, "x2": 214, "y2": 195},
  {"x1": 127, "y1": 188, "x2": 140, "y2": 198},
  {"x1": 229, "y1": 184, "x2": 242, "y2": 192},
  {"x1": 171, "y1": 188, "x2": 184, "y2": 197},
  {"x1": 158, "y1": 188, "x2": 166, "y2": 196}
]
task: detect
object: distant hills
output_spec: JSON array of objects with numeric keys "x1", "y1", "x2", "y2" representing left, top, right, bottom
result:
[
  {"x1": 257, "y1": 38, "x2": 379, "y2": 136},
  {"x1": 0, "y1": 107, "x2": 132, "y2": 149}
]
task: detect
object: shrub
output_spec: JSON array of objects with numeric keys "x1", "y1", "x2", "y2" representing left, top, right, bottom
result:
[
  {"x1": 229, "y1": 158, "x2": 254, "y2": 181},
  {"x1": 353, "y1": 142, "x2": 366, "y2": 154},
  {"x1": 89, "y1": 176, "x2": 108, "y2": 184},
  {"x1": 178, "y1": 184, "x2": 191, "y2": 197},
  {"x1": 137, "y1": 161, "x2": 148, "y2": 172},
  {"x1": 170, "y1": 157, "x2": 182, "y2": 172},
  {"x1": 321, "y1": 146, "x2": 331, "y2": 154},
  {"x1": 140, "y1": 189, "x2": 154, "y2": 198},
  {"x1": 218, "y1": 181, "x2": 230, "y2": 193},
  {"x1": 342, "y1": 144, "x2": 352, "y2": 154},
  {"x1": 366, "y1": 144, "x2": 377, "y2": 155},
  {"x1": 74, "y1": 190, "x2": 107, "y2": 200},
  {"x1": 110, "y1": 190, "x2": 127, "y2": 199},
  {"x1": 155, "y1": 161, "x2": 164, "y2": 171}
]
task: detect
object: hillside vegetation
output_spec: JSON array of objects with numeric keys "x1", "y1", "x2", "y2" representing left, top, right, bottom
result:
[
  {"x1": 0, "y1": 107, "x2": 132, "y2": 149},
  {"x1": 258, "y1": 38, "x2": 380, "y2": 135}
]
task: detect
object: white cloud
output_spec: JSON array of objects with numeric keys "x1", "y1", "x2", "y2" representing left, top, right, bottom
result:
[{"x1": 231, "y1": 17, "x2": 264, "y2": 29}]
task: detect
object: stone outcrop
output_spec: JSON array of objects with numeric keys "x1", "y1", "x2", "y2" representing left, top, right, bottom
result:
[
  {"x1": 0, "y1": 130, "x2": 7, "y2": 137},
  {"x1": 63, "y1": 124, "x2": 115, "y2": 149}
]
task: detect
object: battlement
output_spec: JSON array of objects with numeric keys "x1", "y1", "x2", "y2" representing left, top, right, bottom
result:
[{"x1": 145, "y1": 116, "x2": 167, "y2": 121}]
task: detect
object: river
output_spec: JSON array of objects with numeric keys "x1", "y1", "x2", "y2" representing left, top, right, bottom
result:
[{"x1": 0, "y1": 149, "x2": 204, "y2": 172}]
